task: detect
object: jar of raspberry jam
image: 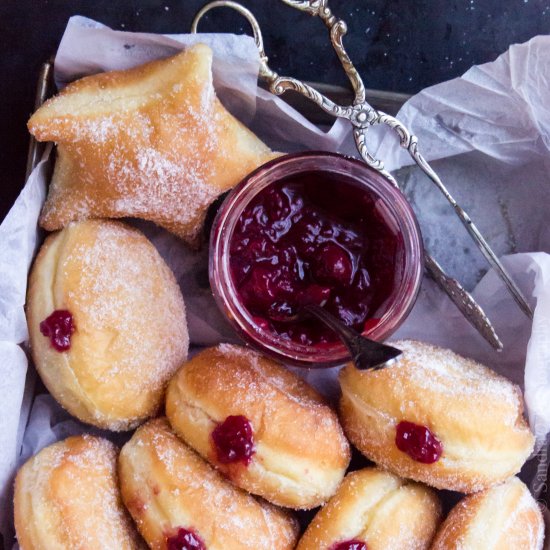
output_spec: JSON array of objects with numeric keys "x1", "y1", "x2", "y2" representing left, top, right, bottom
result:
[{"x1": 209, "y1": 152, "x2": 423, "y2": 366}]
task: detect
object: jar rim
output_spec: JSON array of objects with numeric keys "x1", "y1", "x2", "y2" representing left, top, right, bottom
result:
[{"x1": 209, "y1": 151, "x2": 424, "y2": 367}]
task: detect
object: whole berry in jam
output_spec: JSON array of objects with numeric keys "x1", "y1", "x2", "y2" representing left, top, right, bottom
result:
[
  {"x1": 211, "y1": 415, "x2": 255, "y2": 465},
  {"x1": 395, "y1": 421, "x2": 443, "y2": 464},
  {"x1": 166, "y1": 528, "x2": 205, "y2": 550},
  {"x1": 39, "y1": 310, "x2": 75, "y2": 352},
  {"x1": 331, "y1": 540, "x2": 368, "y2": 550},
  {"x1": 314, "y1": 242, "x2": 353, "y2": 284}
]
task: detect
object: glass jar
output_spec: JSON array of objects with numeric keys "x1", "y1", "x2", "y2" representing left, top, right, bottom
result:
[{"x1": 209, "y1": 151, "x2": 423, "y2": 367}]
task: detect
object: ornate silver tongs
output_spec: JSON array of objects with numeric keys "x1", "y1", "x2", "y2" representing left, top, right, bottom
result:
[{"x1": 192, "y1": 0, "x2": 534, "y2": 350}]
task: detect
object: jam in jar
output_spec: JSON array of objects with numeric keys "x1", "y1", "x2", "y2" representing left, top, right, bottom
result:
[
  {"x1": 229, "y1": 172, "x2": 398, "y2": 346},
  {"x1": 210, "y1": 152, "x2": 423, "y2": 366}
]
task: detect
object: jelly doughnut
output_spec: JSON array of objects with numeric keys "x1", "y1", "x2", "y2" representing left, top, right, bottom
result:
[
  {"x1": 339, "y1": 340, "x2": 535, "y2": 493},
  {"x1": 118, "y1": 418, "x2": 299, "y2": 550},
  {"x1": 14, "y1": 435, "x2": 143, "y2": 550},
  {"x1": 431, "y1": 477, "x2": 544, "y2": 549},
  {"x1": 165, "y1": 344, "x2": 351, "y2": 509},
  {"x1": 296, "y1": 467, "x2": 441, "y2": 550},
  {"x1": 26, "y1": 220, "x2": 188, "y2": 430}
]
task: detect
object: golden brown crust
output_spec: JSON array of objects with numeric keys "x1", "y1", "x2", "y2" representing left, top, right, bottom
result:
[
  {"x1": 118, "y1": 418, "x2": 299, "y2": 550},
  {"x1": 165, "y1": 343, "x2": 351, "y2": 509},
  {"x1": 26, "y1": 220, "x2": 188, "y2": 430},
  {"x1": 296, "y1": 468, "x2": 441, "y2": 550},
  {"x1": 339, "y1": 340, "x2": 535, "y2": 493},
  {"x1": 14, "y1": 435, "x2": 144, "y2": 550},
  {"x1": 431, "y1": 477, "x2": 544, "y2": 549},
  {"x1": 28, "y1": 44, "x2": 277, "y2": 246}
]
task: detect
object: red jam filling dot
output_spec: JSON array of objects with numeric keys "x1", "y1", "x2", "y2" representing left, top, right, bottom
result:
[
  {"x1": 331, "y1": 540, "x2": 368, "y2": 550},
  {"x1": 229, "y1": 172, "x2": 400, "y2": 346},
  {"x1": 395, "y1": 421, "x2": 443, "y2": 464},
  {"x1": 39, "y1": 310, "x2": 75, "y2": 352},
  {"x1": 166, "y1": 528, "x2": 205, "y2": 550},
  {"x1": 211, "y1": 415, "x2": 255, "y2": 465}
]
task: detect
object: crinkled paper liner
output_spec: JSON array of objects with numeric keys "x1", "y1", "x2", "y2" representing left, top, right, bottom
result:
[{"x1": 1, "y1": 16, "x2": 549, "y2": 548}]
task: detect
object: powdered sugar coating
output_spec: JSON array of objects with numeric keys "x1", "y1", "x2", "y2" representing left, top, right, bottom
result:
[
  {"x1": 166, "y1": 343, "x2": 350, "y2": 509},
  {"x1": 27, "y1": 220, "x2": 189, "y2": 430},
  {"x1": 14, "y1": 435, "x2": 144, "y2": 549},
  {"x1": 392, "y1": 340, "x2": 520, "y2": 407},
  {"x1": 339, "y1": 340, "x2": 535, "y2": 493},
  {"x1": 118, "y1": 418, "x2": 298, "y2": 550},
  {"x1": 28, "y1": 44, "x2": 276, "y2": 245},
  {"x1": 296, "y1": 468, "x2": 442, "y2": 550},
  {"x1": 431, "y1": 477, "x2": 544, "y2": 549}
]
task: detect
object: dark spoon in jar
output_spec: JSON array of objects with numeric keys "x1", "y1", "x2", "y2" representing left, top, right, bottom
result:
[{"x1": 304, "y1": 304, "x2": 402, "y2": 370}]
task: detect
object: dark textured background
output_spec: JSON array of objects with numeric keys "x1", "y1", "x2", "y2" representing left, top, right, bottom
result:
[
  {"x1": 1, "y1": 0, "x2": 550, "y2": 221},
  {"x1": 1, "y1": 3, "x2": 550, "y2": 546}
]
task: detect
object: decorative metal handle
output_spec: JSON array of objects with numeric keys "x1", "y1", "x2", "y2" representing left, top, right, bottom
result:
[
  {"x1": 191, "y1": 1, "x2": 278, "y2": 81},
  {"x1": 192, "y1": 0, "x2": 533, "y2": 349},
  {"x1": 425, "y1": 255, "x2": 503, "y2": 350}
]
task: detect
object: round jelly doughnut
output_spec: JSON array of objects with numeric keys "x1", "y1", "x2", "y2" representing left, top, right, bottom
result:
[
  {"x1": 296, "y1": 467, "x2": 441, "y2": 550},
  {"x1": 26, "y1": 220, "x2": 189, "y2": 430},
  {"x1": 339, "y1": 340, "x2": 535, "y2": 493},
  {"x1": 431, "y1": 477, "x2": 544, "y2": 549},
  {"x1": 165, "y1": 344, "x2": 351, "y2": 509},
  {"x1": 118, "y1": 418, "x2": 299, "y2": 550},
  {"x1": 14, "y1": 435, "x2": 144, "y2": 550}
]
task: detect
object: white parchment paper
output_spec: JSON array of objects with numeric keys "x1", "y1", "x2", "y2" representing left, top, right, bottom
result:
[{"x1": 1, "y1": 15, "x2": 550, "y2": 547}]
